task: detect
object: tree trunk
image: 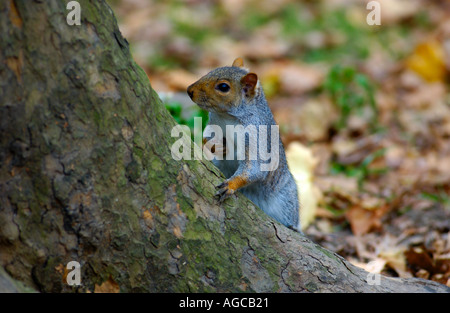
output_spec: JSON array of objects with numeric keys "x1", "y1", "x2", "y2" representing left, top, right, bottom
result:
[{"x1": 0, "y1": 0, "x2": 448, "y2": 293}]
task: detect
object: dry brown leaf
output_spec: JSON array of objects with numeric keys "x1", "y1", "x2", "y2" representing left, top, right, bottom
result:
[
  {"x1": 259, "y1": 61, "x2": 324, "y2": 96},
  {"x1": 272, "y1": 97, "x2": 336, "y2": 142},
  {"x1": 94, "y1": 277, "x2": 120, "y2": 293},
  {"x1": 345, "y1": 203, "x2": 389, "y2": 236},
  {"x1": 332, "y1": 135, "x2": 381, "y2": 165},
  {"x1": 350, "y1": 258, "x2": 386, "y2": 274},
  {"x1": 377, "y1": 0, "x2": 421, "y2": 24},
  {"x1": 164, "y1": 69, "x2": 198, "y2": 92},
  {"x1": 316, "y1": 175, "x2": 359, "y2": 198},
  {"x1": 279, "y1": 64, "x2": 324, "y2": 95},
  {"x1": 405, "y1": 246, "x2": 435, "y2": 273},
  {"x1": 240, "y1": 24, "x2": 288, "y2": 59},
  {"x1": 296, "y1": 99, "x2": 336, "y2": 141},
  {"x1": 345, "y1": 205, "x2": 375, "y2": 236},
  {"x1": 378, "y1": 248, "x2": 410, "y2": 278}
]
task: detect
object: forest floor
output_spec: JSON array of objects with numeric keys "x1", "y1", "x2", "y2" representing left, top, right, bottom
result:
[{"x1": 109, "y1": 0, "x2": 450, "y2": 287}]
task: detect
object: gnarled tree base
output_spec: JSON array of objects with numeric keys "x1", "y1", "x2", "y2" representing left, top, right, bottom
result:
[{"x1": 0, "y1": 0, "x2": 448, "y2": 293}]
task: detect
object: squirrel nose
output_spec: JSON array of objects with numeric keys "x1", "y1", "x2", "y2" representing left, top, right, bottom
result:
[{"x1": 187, "y1": 85, "x2": 194, "y2": 99}]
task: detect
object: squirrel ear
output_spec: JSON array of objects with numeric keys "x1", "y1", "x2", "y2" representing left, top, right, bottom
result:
[
  {"x1": 232, "y1": 57, "x2": 244, "y2": 68},
  {"x1": 241, "y1": 73, "x2": 258, "y2": 98}
]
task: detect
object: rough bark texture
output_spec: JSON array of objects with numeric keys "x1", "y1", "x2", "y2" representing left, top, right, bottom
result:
[{"x1": 0, "y1": 0, "x2": 448, "y2": 293}]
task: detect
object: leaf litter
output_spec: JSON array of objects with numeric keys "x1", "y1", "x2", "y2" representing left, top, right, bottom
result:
[{"x1": 110, "y1": 0, "x2": 450, "y2": 287}]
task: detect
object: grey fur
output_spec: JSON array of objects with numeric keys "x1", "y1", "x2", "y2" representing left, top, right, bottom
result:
[{"x1": 189, "y1": 66, "x2": 301, "y2": 232}]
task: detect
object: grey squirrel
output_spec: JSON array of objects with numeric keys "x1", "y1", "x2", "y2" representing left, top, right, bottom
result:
[{"x1": 187, "y1": 58, "x2": 301, "y2": 233}]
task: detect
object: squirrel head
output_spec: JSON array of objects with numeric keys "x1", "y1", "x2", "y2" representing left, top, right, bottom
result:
[{"x1": 187, "y1": 58, "x2": 261, "y2": 113}]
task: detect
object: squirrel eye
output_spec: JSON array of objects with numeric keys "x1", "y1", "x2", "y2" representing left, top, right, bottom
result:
[{"x1": 216, "y1": 83, "x2": 230, "y2": 92}]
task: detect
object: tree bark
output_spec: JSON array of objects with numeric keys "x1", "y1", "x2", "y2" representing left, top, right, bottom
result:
[{"x1": 0, "y1": 0, "x2": 448, "y2": 293}]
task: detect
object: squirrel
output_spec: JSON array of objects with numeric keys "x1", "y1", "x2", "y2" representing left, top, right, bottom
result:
[{"x1": 187, "y1": 58, "x2": 301, "y2": 233}]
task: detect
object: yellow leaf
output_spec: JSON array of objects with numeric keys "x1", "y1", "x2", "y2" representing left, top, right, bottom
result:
[
  {"x1": 406, "y1": 40, "x2": 446, "y2": 82},
  {"x1": 286, "y1": 142, "x2": 322, "y2": 229}
]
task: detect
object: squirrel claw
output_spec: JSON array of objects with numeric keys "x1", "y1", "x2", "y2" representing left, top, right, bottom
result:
[
  {"x1": 214, "y1": 182, "x2": 234, "y2": 203},
  {"x1": 215, "y1": 182, "x2": 227, "y2": 190}
]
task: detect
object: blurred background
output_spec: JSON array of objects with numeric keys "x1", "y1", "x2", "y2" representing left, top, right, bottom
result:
[{"x1": 107, "y1": 0, "x2": 450, "y2": 285}]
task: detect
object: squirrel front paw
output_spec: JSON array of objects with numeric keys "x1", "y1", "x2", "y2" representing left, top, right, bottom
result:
[
  {"x1": 214, "y1": 175, "x2": 248, "y2": 203},
  {"x1": 215, "y1": 181, "x2": 235, "y2": 203}
]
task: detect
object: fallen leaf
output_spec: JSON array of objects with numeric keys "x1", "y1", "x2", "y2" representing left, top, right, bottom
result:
[
  {"x1": 405, "y1": 246, "x2": 435, "y2": 274},
  {"x1": 377, "y1": 0, "x2": 420, "y2": 24},
  {"x1": 345, "y1": 203, "x2": 389, "y2": 236},
  {"x1": 164, "y1": 69, "x2": 198, "y2": 92},
  {"x1": 406, "y1": 39, "x2": 447, "y2": 82},
  {"x1": 279, "y1": 63, "x2": 324, "y2": 95},
  {"x1": 316, "y1": 175, "x2": 359, "y2": 196},
  {"x1": 350, "y1": 258, "x2": 386, "y2": 274},
  {"x1": 345, "y1": 205, "x2": 375, "y2": 236},
  {"x1": 94, "y1": 277, "x2": 120, "y2": 293},
  {"x1": 240, "y1": 24, "x2": 289, "y2": 59},
  {"x1": 378, "y1": 248, "x2": 410, "y2": 278},
  {"x1": 286, "y1": 142, "x2": 322, "y2": 229},
  {"x1": 272, "y1": 97, "x2": 337, "y2": 142}
]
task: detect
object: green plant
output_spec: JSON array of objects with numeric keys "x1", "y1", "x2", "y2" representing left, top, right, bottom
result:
[
  {"x1": 330, "y1": 148, "x2": 387, "y2": 189},
  {"x1": 302, "y1": 9, "x2": 371, "y2": 63},
  {"x1": 323, "y1": 65, "x2": 378, "y2": 131},
  {"x1": 421, "y1": 190, "x2": 450, "y2": 207},
  {"x1": 165, "y1": 100, "x2": 209, "y2": 139}
]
